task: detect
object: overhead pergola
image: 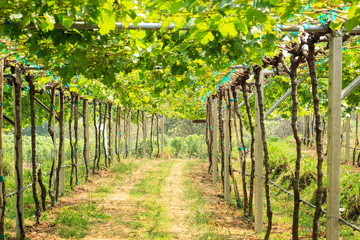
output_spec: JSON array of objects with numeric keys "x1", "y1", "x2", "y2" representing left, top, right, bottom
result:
[
  {"x1": 1, "y1": 3, "x2": 360, "y2": 237},
  {"x1": 205, "y1": 25, "x2": 360, "y2": 240}
]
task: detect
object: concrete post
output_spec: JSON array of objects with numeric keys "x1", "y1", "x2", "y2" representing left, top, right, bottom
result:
[
  {"x1": 59, "y1": 90, "x2": 65, "y2": 196},
  {"x1": 161, "y1": 116, "x2": 164, "y2": 158},
  {"x1": 143, "y1": 112, "x2": 147, "y2": 158},
  {"x1": 255, "y1": 69, "x2": 264, "y2": 234},
  {"x1": 212, "y1": 96, "x2": 218, "y2": 184},
  {"x1": 127, "y1": 110, "x2": 131, "y2": 159},
  {"x1": 0, "y1": 60, "x2": 3, "y2": 221},
  {"x1": 326, "y1": 31, "x2": 342, "y2": 240},
  {"x1": 84, "y1": 99, "x2": 90, "y2": 168},
  {"x1": 346, "y1": 117, "x2": 350, "y2": 164},
  {"x1": 14, "y1": 66, "x2": 24, "y2": 239},
  {"x1": 224, "y1": 92, "x2": 230, "y2": 201}
]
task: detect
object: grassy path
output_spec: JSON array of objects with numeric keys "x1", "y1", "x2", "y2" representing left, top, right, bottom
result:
[
  {"x1": 25, "y1": 158, "x2": 265, "y2": 239},
  {"x1": 160, "y1": 160, "x2": 191, "y2": 239},
  {"x1": 84, "y1": 159, "x2": 160, "y2": 239}
]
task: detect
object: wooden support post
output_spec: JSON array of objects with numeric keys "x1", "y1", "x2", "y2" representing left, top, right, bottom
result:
[
  {"x1": 224, "y1": 92, "x2": 230, "y2": 201},
  {"x1": 127, "y1": 109, "x2": 131, "y2": 159},
  {"x1": 161, "y1": 116, "x2": 164, "y2": 158},
  {"x1": 212, "y1": 96, "x2": 218, "y2": 184},
  {"x1": 143, "y1": 112, "x2": 147, "y2": 158},
  {"x1": 327, "y1": 31, "x2": 342, "y2": 240},
  {"x1": 14, "y1": 65, "x2": 25, "y2": 239},
  {"x1": 255, "y1": 69, "x2": 264, "y2": 234},
  {"x1": 346, "y1": 117, "x2": 350, "y2": 164}
]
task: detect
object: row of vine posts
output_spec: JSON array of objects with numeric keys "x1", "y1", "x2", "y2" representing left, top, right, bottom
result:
[
  {"x1": 205, "y1": 28, "x2": 360, "y2": 240},
  {"x1": 0, "y1": 58, "x2": 165, "y2": 239}
]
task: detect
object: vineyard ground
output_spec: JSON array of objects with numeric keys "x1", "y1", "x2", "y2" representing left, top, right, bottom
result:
[{"x1": 5, "y1": 157, "x2": 298, "y2": 239}]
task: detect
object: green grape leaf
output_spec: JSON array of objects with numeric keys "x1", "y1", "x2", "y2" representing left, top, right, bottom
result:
[
  {"x1": 98, "y1": 10, "x2": 116, "y2": 35},
  {"x1": 169, "y1": 1, "x2": 185, "y2": 14},
  {"x1": 62, "y1": 15, "x2": 75, "y2": 29},
  {"x1": 200, "y1": 32, "x2": 214, "y2": 45},
  {"x1": 219, "y1": 22, "x2": 237, "y2": 37}
]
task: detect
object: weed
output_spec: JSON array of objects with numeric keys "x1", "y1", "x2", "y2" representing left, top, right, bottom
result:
[
  {"x1": 110, "y1": 162, "x2": 139, "y2": 175},
  {"x1": 95, "y1": 185, "x2": 113, "y2": 193},
  {"x1": 55, "y1": 202, "x2": 111, "y2": 238},
  {"x1": 125, "y1": 160, "x2": 175, "y2": 239}
]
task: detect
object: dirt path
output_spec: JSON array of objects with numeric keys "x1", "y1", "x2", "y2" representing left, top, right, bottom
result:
[
  {"x1": 161, "y1": 160, "x2": 191, "y2": 239},
  {"x1": 84, "y1": 159, "x2": 161, "y2": 239},
  {"x1": 25, "y1": 158, "x2": 272, "y2": 239}
]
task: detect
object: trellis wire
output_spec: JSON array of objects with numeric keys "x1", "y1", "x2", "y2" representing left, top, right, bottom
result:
[
  {"x1": 5, "y1": 160, "x2": 91, "y2": 198},
  {"x1": 302, "y1": 136, "x2": 360, "y2": 150},
  {"x1": 232, "y1": 168, "x2": 360, "y2": 232}
]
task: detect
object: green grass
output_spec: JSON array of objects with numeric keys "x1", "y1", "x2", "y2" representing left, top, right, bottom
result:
[
  {"x1": 183, "y1": 160, "x2": 227, "y2": 239},
  {"x1": 110, "y1": 161, "x2": 139, "y2": 175},
  {"x1": 243, "y1": 136, "x2": 360, "y2": 239},
  {"x1": 95, "y1": 185, "x2": 113, "y2": 193},
  {"x1": 55, "y1": 202, "x2": 111, "y2": 238},
  {"x1": 125, "y1": 160, "x2": 174, "y2": 239}
]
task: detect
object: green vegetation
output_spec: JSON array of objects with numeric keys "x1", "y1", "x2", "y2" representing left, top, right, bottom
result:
[
  {"x1": 55, "y1": 203, "x2": 111, "y2": 239},
  {"x1": 44, "y1": 158, "x2": 139, "y2": 238},
  {"x1": 183, "y1": 161, "x2": 226, "y2": 239},
  {"x1": 236, "y1": 136, "x2": 360, "y2": 239},
  {"x1": 110, "y1": 162, "x2": 139, "y2": 175},
  {"x1": 126, "y1": 160, "x2": 174, "y2": 239}
]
